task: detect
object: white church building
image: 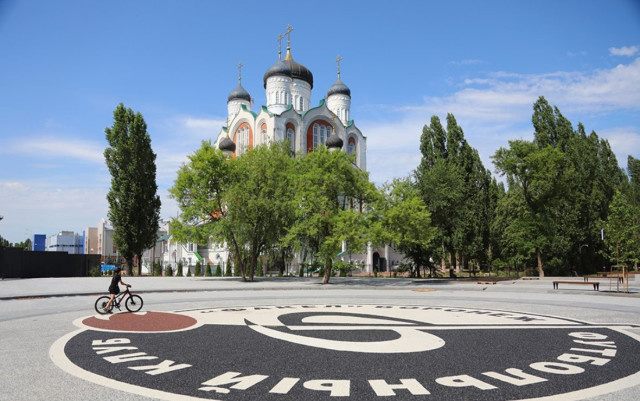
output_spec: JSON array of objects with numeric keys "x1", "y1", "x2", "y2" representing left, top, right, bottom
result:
[{"x1": 189, "y1": 27, "x2": 404, "y2": 275}]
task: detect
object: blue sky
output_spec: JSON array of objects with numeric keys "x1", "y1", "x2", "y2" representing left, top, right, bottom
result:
[{"x1": 1, "y1": 0, "x2": 639, "y2": 244}]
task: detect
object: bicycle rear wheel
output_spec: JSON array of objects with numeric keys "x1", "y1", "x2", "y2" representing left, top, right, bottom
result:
[
  {"x1": 95, "y1": 296, "x2": 112, "y2": 314},
  {"x1": 125, "y1": 294, "x2": 143, "y2": 312}
]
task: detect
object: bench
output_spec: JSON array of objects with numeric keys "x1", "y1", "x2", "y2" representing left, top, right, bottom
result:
[
  {"x1": 522, "y1": 277, "x2": 539, "y2": 280},
  {"x1": 553, "y1": 281, "x2": 599, "y2": 291},
  {"x1": 584, "y1": 275, "x2": 623, "y2": 283}
]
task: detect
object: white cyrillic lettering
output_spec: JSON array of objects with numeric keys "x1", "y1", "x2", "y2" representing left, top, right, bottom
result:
[
  {"x1": 104, "y1": 352, "x2": 158, "y2": 364},
  {"x1": 128, "y1": 359, "x2": 192, "y2": 375},
  {"x1": 482, "y1": 368, "x2": 547, "y2": 386},
  {"x1": 570, "y1": 347, "x2": 617, "y2": 357},
  {"x1": 569, "y1": 332, "x2": 608, "y2": 340},
  {"x1": 92, "y1": 338, "x2": 130, "y2": 346},
  {"x1": 435, "y1": 375, "x2": 497, "y2": 390},
  {"x1": 369, "y1": 379, "x2": 430, "y2": 396},
  {"x1": 572, "y1": 340, "x2": 616, "y2": 348},
  {"x1": 270, "y1": 378, "x2": 300, "y2": 394},
  {"x1": 530, "y1": 362, "x2": 584, "y2": 375},
  {"x1": 199, "y1": 371, "x2": 268, "y2": 394},
  {"x1": 557, "y1": 353, "x2": 610, "y2": 366},
  {"x1": 303, "y1": 380, "x2": 350, "y2": 396},
  {"x1": 93, "y1": 346, "x2": 138, "y2": 354}
]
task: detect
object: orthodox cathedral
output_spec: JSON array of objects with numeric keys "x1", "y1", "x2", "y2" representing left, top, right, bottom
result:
[
  {"x1": 204, "y1": 27, "x2": 404, "y2": 274},
  {"x1": 214, "y1": 26, "x2": 366, "y2": 170}
]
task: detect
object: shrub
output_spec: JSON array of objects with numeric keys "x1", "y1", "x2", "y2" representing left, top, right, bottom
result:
[
  {"x1": 334, "y1": 260, "x2": 352, "y2": 277},
  {"x1": 195, "y1": 261, "x2": 202, "y2": 276},
  {"x1": 177, "y1": 261, "x2": 184, "y2": 277},
  {"x1": 89, "y1": 265, "x2": 101, "y2": 277},
  {"x1": 205, "y1": 262, "x2": 212, "y2": 276},
  {"x1": 224, "y1": 263, "x2": 231, "y2": 277},
  {"x1": 153, "y1": 262, "x2": 162, "y2": 276},
  {"x1": 215, "y1": 263, "x2": 222, "y2": 277},
  {"x1": 165, "y1": 264, "x2": 173, "y2": 276}
]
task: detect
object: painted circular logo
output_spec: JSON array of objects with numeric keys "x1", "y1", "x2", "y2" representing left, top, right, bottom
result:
[{"x1": 51, "y1": 305, "x2": 640, "y2": 400}]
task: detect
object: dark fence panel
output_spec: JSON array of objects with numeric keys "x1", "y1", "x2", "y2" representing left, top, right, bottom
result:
[{"x1": 0, "y1": 247, "x2": 101, "y2": 278}]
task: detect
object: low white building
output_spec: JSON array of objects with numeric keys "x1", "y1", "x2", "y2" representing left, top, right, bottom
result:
[{"x1": 46, "y1": 231, "x2": 83, "y2": 254}]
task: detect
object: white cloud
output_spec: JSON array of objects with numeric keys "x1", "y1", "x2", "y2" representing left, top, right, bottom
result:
[
  {"x1": 599, "y1": 126, "x2": 640, "y2": 167},
  {"x1": 3, "y1": 136, "x2": 105, "y2": 164},
  {"x1": 360, "y1": 56, "x2": 640, "y2": 184},
  {"x1": 609, "y1": 45, "x2": 639, "y2": 57}
]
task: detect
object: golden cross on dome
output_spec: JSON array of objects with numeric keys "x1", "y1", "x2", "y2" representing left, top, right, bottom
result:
[
  {"x1": 284, "y1": 25, "x2": 294, "y2": 48},
  {"x1": 237, "y1": 62, "x2": 243, "y2": 84},
  {"x1": 277, "y1": 33, "x2": 284, "y2": 60},
  {"x1": 336, "y1": 55, "x2": 343, "y2": 79}
]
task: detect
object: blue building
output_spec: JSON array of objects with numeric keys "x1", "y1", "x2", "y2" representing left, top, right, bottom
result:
[{"x1": 32, "y1": 234, "x2": 46, "y2": 251}]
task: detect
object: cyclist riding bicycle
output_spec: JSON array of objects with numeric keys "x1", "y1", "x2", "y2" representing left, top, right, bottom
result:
[{"x1": 103, "y1": 266, "x2": 130, "y2": 313}]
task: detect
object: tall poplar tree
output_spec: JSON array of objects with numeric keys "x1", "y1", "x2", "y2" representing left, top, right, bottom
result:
[
  {"x1": 105, "y1": 103, "x2": 161, "y2": 275},
  {"x1": 415, "y1": 114, "x2": 490, "y2": 271}
]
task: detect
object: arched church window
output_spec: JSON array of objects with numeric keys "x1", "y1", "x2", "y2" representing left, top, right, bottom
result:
[
  {"x1": 307, "y1": 120, "x2": 333, "y2": 153},
  {"x1": 313, "y1": 124, "x2": 319, "y2": 149},
  {"x1": 235, "y1": 124, "x2": 251, "y2": 155},
  {"x1": 261, "y1": 123, "x2": 268, "y2": 145},
  {"x1": 348, "y1": 137, "x2": 356, "y2": 155},
  {"x1": 299, "y1": 97, "x2": 303, "y2": 111},
  {"x1": 275, "y1": 92, "x2": 280, "y2": 104},
  {"x1": 286, "y1": 126, "x2": 295, "y2": 152}
]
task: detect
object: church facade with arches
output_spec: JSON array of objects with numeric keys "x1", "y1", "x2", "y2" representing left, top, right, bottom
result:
[
  {"x1": 202, "y1": 28, "x2": 406, "y2": 275},
  {"x1": 214, "y1": 31, "x2": 366, "y2": 171}
]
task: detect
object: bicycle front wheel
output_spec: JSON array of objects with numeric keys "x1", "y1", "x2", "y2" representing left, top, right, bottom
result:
[
  {"x1": 125, "y1": 294, "x2": 143, "y2": 312},
  {"x1": 95, "y1": 296, "x2": 112, "y2": 314}
]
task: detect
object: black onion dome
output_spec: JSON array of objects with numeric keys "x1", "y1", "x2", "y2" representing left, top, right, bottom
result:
[
  {"x1": 326, "y1": 133, "x2": 343, "y2": 150},
  {"x1": 227, "y1": 84, "x2": 251, "y2": 102},
  {"x1": 327, "y1": 78, "x2": 351, "y2": 97},
  {"x1": 219, "y1": 136, "x2": 236, "y2": 153},
  {"x1": 263, "y1": 52, "x2": 313, "y2": 89},
  {"x1": 262, "y1": 60, "x2": 292, "y2": 88},
  {"x1": 286, "y1": 58, "x2": 313, "y2": 89}
]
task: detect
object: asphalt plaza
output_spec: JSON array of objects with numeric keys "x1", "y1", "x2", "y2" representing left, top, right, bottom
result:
[{"x1": 2, "y1": 276, "x2": 640, "y2": 400}]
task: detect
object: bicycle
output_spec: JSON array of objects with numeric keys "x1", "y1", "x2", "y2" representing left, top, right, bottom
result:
[{"x1": 94, "y1": 285, "x2": 143, "y2": 314}]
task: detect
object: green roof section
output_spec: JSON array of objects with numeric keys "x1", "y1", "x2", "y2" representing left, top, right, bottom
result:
[
  {"x1": 260, "y1": 105, "x2": 274, "y2": 117},
  {"x1": 240, "y1": 104, "x2": 258, "y2": 118},
  {"x1": 156, "y1": 234, "x2": 170, "y2": 242},
  {"x1": 301, "y1": 99, "x2": 326, "y2": 119}
]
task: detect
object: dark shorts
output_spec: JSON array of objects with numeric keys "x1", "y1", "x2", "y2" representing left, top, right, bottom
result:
[{"x1": 109, "y1": 286, "x2": 120, "y2": 295}]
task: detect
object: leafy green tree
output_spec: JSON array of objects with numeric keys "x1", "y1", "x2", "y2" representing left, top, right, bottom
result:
[
  {"x1": 370, "y1": 178, "x2": 436, "y2": 277},
  {"x1": 627, "y1": 156, "x2": 640, "y2": 270},
  {"x1": 13, "y1": 238, "x2": 32, "y2": 251},
  {"x1": 602, "y1": 190, "x2": 638, "y2": 268},
  {"x1": 415, "y1": 114, "x2": 491, "y2": 272},
  {"x1": 104, "y1": 103, "x2": 161, "y2": 275},
  {"x1": 170, "y1": 141, "x2": 296, "y2": 281},
  {"x1": 285, "y1": 147, "x2": 377, "y2": 284},
  {"x1": 493, "y1": 139, "x2": 572, "y2": 277}
]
